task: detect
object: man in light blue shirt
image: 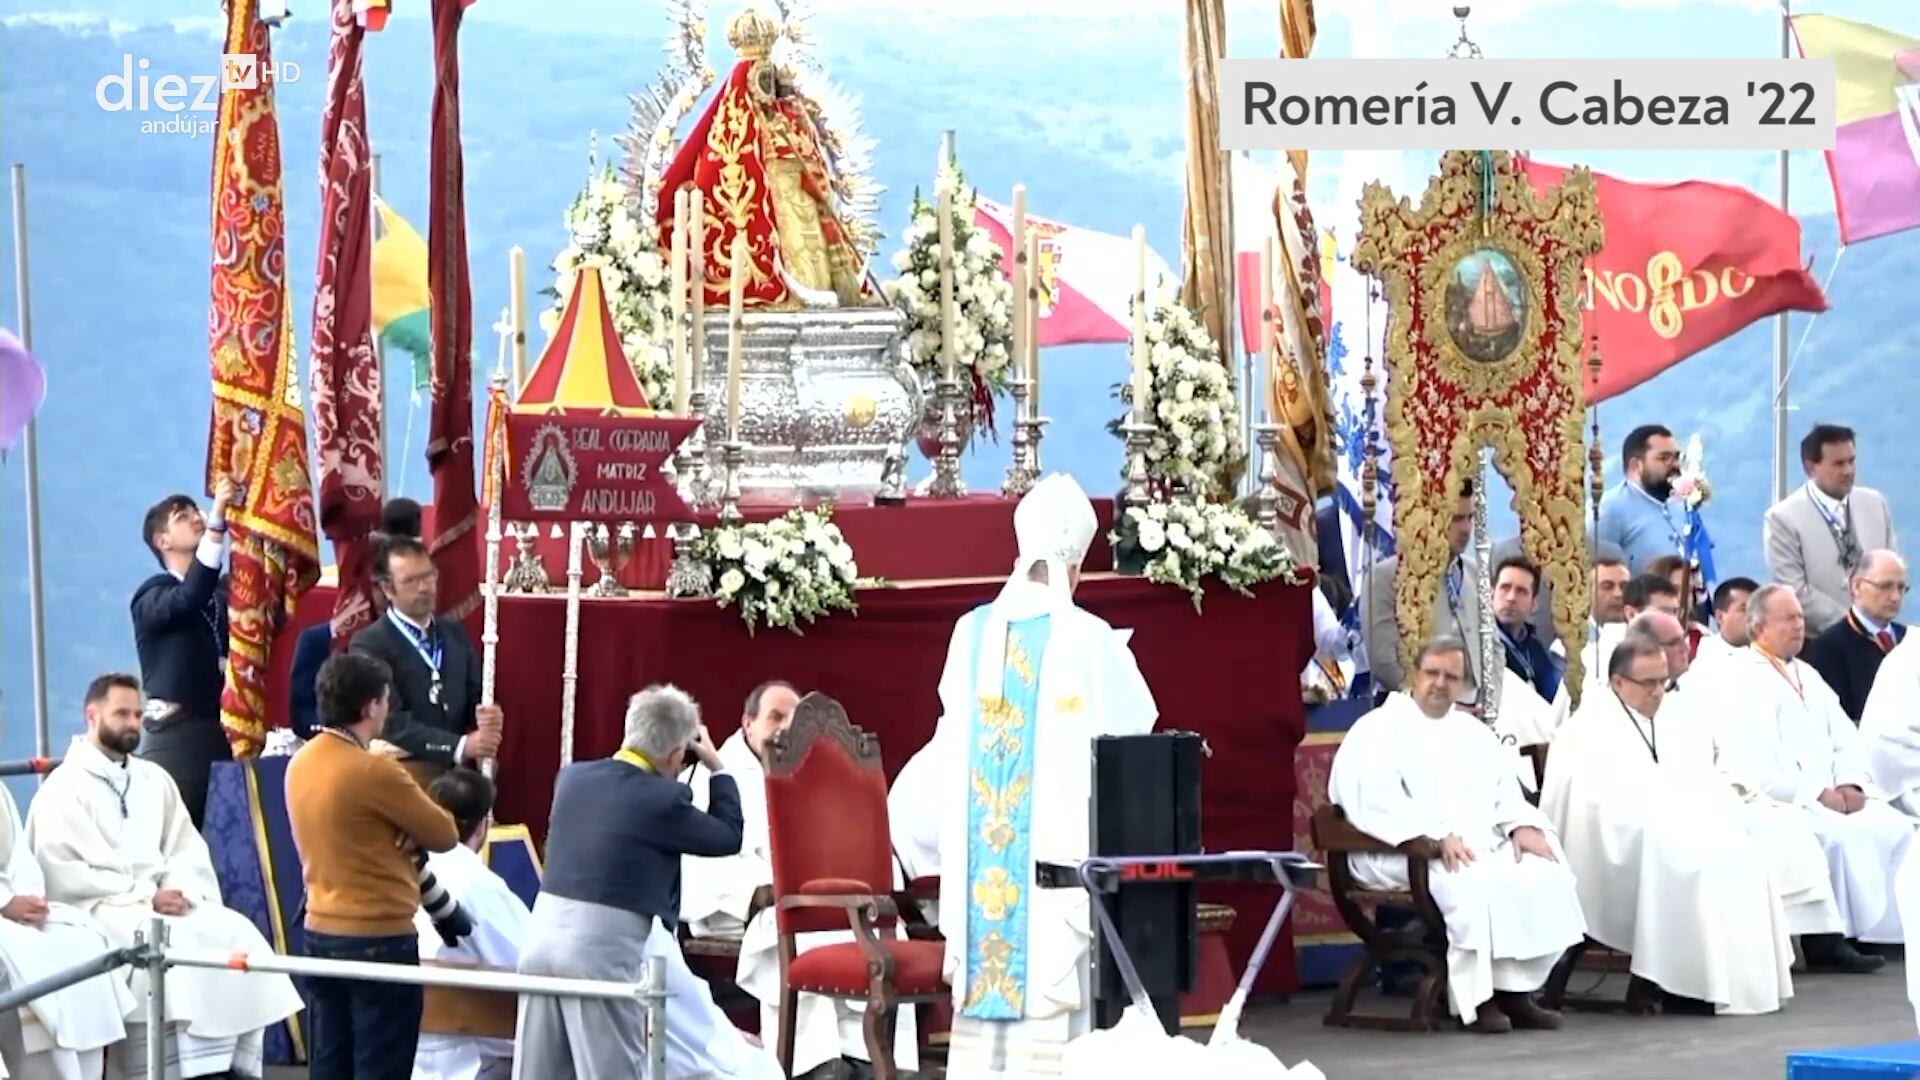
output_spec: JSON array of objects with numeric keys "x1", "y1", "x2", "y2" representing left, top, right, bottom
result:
[{"x1": 1597, "y1": 424, "x2": 1684, "y2": 573}]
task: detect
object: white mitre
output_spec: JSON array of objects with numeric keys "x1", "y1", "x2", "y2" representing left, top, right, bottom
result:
[{"x1": 1014, "y1": 473, "x2": 1098, "y2": 570}]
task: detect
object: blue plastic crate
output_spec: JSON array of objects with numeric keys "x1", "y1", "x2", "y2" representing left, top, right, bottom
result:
[{"x1": 1787, "y1": 1042, "x2": 1920, "y2": 1079}]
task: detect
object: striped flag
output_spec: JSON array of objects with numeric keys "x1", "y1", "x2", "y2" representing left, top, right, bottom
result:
[
  {"x1": 372, "y1": 195, "x2": 432, "y2": 392},
  {"x1": 973, "y1": 198, "x2": 1177, "y2": 347},
  {"x1": 1793, "y1": 14, "x2": 1920, "y2": 243},
  {"x1": 208, "y1": 0, "x2": 320, "y2": 757}
]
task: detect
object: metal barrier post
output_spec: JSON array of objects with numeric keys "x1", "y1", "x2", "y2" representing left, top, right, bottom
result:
[
  {"x1": 644, "y1": 955, "x2": 667, "y2": 1080},
  {"x1": 144, "y1": 917, "x2": 168, "y2": 1080},
  {"x1": 0, "y1": 947, "x2": 139, "y2": 1012}
]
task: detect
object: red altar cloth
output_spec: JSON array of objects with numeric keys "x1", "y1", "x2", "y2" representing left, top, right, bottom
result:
[{"x1": 265, "y1": 575, "x2": 1312, "y2": 992}]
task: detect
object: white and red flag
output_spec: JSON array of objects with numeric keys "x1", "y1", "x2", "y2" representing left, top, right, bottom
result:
[{"x1": 973, "y1": 197, "x2": 1176, "y2": 347}]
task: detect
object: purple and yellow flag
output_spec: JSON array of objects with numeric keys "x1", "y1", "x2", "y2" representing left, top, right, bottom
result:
[{"x1": 1793, "y1": 13, "x2": 1920, "y2": 244}]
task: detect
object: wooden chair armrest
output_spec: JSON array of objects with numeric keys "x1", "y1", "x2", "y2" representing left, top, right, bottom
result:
[{"x1": 777, "y1": 880, "x2": 898, "y2": 984}]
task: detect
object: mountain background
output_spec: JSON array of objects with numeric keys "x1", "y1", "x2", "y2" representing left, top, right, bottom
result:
[{"x1": 1, "y1": 0, "x2": 1916, "y2": 782}]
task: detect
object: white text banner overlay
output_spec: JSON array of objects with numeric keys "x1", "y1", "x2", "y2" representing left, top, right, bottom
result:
[{"x1": 1220, "y1": 59, "x2": 1836, "y2": 151}]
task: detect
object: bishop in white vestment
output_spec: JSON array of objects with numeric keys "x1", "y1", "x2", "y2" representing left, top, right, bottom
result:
[
  {"x1": 681, "y1": 683, "x2": 913, "y2": 1076},
  {"x1": 1700, "y1": 586, "x2": 1913, "y2": 970},
  {"x1": 0, "y1": 783, "x2": 134, "y2": 1080},
  {"x1": 1543, "y1": 616, "x2": 1809, "y2": 1015},
  {"x1": 1859, "y1": 633, "x2": 1920, "y2": 1028},
  {"x1": 1329, "y1": 638, "x2": 1585, "y2": 1032},
  {"x1": 923, "y1": 475, "x2": 1157, "y2": 1076},
  {"x1": 24, "y1": 679, "x2": 301, "y2": 1079}
]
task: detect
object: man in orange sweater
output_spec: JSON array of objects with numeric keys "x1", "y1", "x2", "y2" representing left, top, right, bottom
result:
[{"x1": 288, "y1": 652, "x2": 462, "y2": 1080}]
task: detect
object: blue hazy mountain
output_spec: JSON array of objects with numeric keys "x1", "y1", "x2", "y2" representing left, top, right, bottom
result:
[{"x1": 1, "y1": 4, "x2": 1917, "y2": 766}]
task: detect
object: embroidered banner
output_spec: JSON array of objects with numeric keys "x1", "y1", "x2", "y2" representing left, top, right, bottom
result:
[
  {"x1": 209, "y1": 0, "x2": 321, "y2": 758},
  {"x1": 499, "y1": 413, "x2": 696, "y2": 524}
]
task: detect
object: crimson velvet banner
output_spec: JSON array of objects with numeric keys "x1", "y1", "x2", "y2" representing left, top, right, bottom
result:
[{"x1": 265, "y1": 576, "x2": 1313, "y2": 992}]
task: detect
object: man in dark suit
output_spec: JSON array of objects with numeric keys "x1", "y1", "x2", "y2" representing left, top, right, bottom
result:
[
  {"x1": 1806, "y1": 548, "x2": 1908, "y2": 722},
  {"x1": 349, "y1": 535, "x2": 503, "y2": 783},
  {"x1": 131, "y1": 476, "x2": 235, "y2": 828},
  {"x1": 288, "y1": 497, "x2": 425, "y2": 738}
]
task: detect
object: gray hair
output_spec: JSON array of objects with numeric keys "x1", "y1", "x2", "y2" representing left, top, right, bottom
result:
[
  {"x1": 1852, "y1": 549, "x2": 1906, "y2": 585},
  {"x1": 1413, "y1": 635, "x2": 1469, "y2": 671},
  {"x1": 622, "y1": 684, "x2": 700, "y2": 760},
  {"x1": 1609, "y1": 626, "x2": 1667, "y2": 679},
  {"x1": 1746, "y1": 583, "x2": 1797, "y2": 631}
]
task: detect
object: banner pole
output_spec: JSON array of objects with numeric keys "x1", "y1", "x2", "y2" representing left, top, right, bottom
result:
[
  {"x1": 1771, "y1": 1, "x2": 1792, "y2": 502},
  {"x1": 10, "y1": 163, "x2": 51, "y2": 761}
]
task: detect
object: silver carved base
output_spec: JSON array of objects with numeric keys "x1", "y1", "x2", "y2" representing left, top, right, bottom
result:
[
  {"x1": 1253, "y1": 423, "x2": 1284, "y2": 535},
  {"x1": 503, "y1": 522, "x2": 549, "y2": 594},
  {"x1": 1120, "y1": 420, "x2": 1155, "y2": 509},
  {"x1": 926, "y1": 376, "x2": 966, "y2": 498},
  {"x1": 1002, "y1": 378, "x2": 1037, "y2": 497},
  {"x1": 666, "y1": 523, "x2": 713, "y2": 598},
  {"x1": 718, "y1": 440, "x2": 746, "y2": 526},
  {"x1": 694, "y1": 306, "x2": 915, "y2": 504},
  {"x1": 684, "y1": 387, "x2": 714, "y2": 509},
  {"x1": 586, "y1": 522, "x2": 634, "y2": 598}
]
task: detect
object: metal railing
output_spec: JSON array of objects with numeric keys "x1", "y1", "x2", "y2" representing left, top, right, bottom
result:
[
  {"x1": 0, "y1": 916, "x2": 670, "y2": 1079},
  {"x1": 0, "y1": 757, "x2": 59, "y2": 778}
]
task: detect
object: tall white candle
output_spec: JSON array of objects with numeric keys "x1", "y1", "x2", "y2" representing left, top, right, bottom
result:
[
  {"x1": 689, "y1": 192, "x2": 706, "y2": 394},
  {"x1": 508, "y1": 246, "x2": 527, "y2": 393},
  {"x1": 937, "y1": 184, "x2": 956, "y2": 382},
  {"x1": 1011, "y1": 185, "x2": 1026, "y2": 408},
  {"x1": 726, "y1": 233, "x2": 747, "y2": 440},
  {"x1": 670, "y1": 188, "x2": 689, "y2": 414},
  {"x1": 1027, "y1": 232, "x2": 1042, "y2": 416},
  {"x1": 1130, "y1": 225, "x2": 1148, "y2": 423},
  {"x1": 1261, "y1": 237, "x2": 1276, "y2": 423}
]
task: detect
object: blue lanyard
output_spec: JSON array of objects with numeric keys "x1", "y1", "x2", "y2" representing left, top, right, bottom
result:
[
  {"x1": 1807, "y1": 483, "x2": 1850, "y2": 536},
  {"x1": 1445, "y1": 561, "x2": 1463, "y2": 610},
  {"x1": 389, "y1": 610, "x2": 444, "y2": 674}
]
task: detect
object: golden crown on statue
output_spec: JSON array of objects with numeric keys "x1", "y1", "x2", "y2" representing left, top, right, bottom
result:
[{"x1": 725, "y1": 8, "x2": 783, "y2": 58}]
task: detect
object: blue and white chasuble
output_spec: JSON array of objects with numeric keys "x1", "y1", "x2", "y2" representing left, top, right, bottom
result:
[{"x1": 961, "y1": 614, "x2": 1050, "y2": 1019}]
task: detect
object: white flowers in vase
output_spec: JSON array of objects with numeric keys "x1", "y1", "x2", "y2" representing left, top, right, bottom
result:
[
  {"x1": 882, "y1": 158, "x2": 1014, "y2": 425},
  {"x1": 693, "y1": 505, "x2": 861, "y2": 635},
  {"x1": 1110, "y1": 501, "x2": 1296, "y2": 611},
  {"x1": 543, "y1": 164, "x2": 673, "y2": 408},
  {"x1": 1109, "y1": 294, "x2": 1245, "y2": 498}
]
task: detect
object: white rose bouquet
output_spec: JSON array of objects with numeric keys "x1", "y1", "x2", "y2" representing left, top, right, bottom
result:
[
  {"x1": 542, "y1": 163, "x2": 673, "y2": 407},
  {"x1": 882, "y1": 158, "x2": 1014, "y2": 431},
  {"x1": 1108, "y1": 295, "x2": 1246, "y2": 498},
  {"x1": 694, "y1": 505, "x2": 862, "y2": 636},
  {"x1": 1110, "y1": 500, "x2": 1297, "y2": 611},
  {"x1": 1672, "y1": 432, "x2": 1713, "y2": 510}
]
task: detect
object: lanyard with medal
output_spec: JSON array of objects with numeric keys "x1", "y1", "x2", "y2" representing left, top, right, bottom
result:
[
  {"x1": 392, "y1": 610, "x2": 446, "y2": 706},
  {"x1": 1807, "y1": 483, "x2": 1861, "y2": 573}
]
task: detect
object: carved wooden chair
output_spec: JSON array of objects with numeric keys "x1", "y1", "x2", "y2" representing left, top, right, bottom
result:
[
  {"x1": 1308, "y1": 804, "x2": 1451, "y2": 1031},
  {"x1": 764, "y1": 693, "x2": 948, "y2": 1080}
]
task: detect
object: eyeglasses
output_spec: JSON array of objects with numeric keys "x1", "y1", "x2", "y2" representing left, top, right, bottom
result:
[
  {"x1": 1614, "y1": 675, "x2": 1668, "y2": 691},
  {"x1": 1865, "y1": 579, "x2": 1911, "y2": 595}
]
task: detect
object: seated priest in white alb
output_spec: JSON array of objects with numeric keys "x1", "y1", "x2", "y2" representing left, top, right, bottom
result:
[
  {"x1": 888, "y1": 743, "x2": 941, "y2": 925},
  {"x1": 0, "y1": 782, "x2": 135, "y2": 1080},
  {"x1": 1557, "y1": 555, "x2": 1630, "y2": 672},
  {"x1": 1575, "y1": 572, "x2": 1682, "y2": 699},
  {"x1": 682, "y1": 681, "x2": 908, "y2": 1078},
  {"x1": 919, "y1": 473, "x2": 1157, "y2": 1077},
  {"x1": 1328, "y1": 636, "x2": 1585, "y2": 1033},
  {"x1": 1696, "y1": 584, "x2": 1914, "y2": 972},
  {"x1": 1690, "y1": 576, "x2": 1759, "y2": 680},
  {"x1": 24, "y1": 674, "x2": 302, "y2": 1079},
  {"x1": 1487, "y1": 555, "x2": 1569, "y2": 750},
  {"x1": 414, "y1": 768, "x2": 531, "y2": 1080},
  {"x1": 1859, "y1": 633, "x2": 1920, "y2": 1030},
  {"x1": 1544, "y1": 616, "x2": 1813, "y2": 1016}
]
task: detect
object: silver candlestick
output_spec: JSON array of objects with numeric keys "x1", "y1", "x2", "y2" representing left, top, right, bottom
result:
[
  {"x1": 503, "y1": 522, "x2": 549, "y2": 593},
  {"x1": 718, "y1": 439, "x2": 746, "y2": 526},
  {"x1": 684, "y1": 386, "x2": 714, "y2": 509},
  {"x1": 1001, "y1": 376, "x2": 1037, "y2": 497},
  {"x1": 1252, "y1": 423, "x2": 1284, "y2": 535},
  {"x1": 1019, "y1": 413, "x2": 1050, "y2": 479},
  {"x1": 928, "y1": 375, "x2": 966, "y2": 498},
  {"x1": 665, "y1": 522, "x2": 713, "y2": 598},
  {"x1": 1121, "y1": 419, "x2": 1155, "y2": 509}
]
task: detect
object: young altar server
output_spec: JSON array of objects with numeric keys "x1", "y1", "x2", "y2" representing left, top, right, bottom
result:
[
  {"x1": 1859, "y1": 634, "x2": 1920, "y2": 1028},
  {"x1": 1543, "y1": 615, "x2": 1821, "y2": 1016},
  {"x1": 0, "y1": 782, "x2": 135, "y2": 1080},
  {"x1": 1329, "y1": 636, "x2": 1585, "y2": 1033},
  {"x1": 514, "y1": 685, "x2": 782, "y2": 1080},
  {"x1": 414, "y1": 769, "x2": 530, "y2": 1080},
  {"x1": 1693, "y1": 584, "x2": 1913, "y2": 971},
  {"x1": 24, "y1": 673, "x2": 303, "y2": 1079},
  {"x1": 918, "y1": 473, "x2": 1158, "y2": 1077}
]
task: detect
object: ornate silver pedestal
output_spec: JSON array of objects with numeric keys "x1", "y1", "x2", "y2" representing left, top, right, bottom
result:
[
  {"x1": 683, "y1": 386, "x2": 714, "y2": 509},
  {"x1": 926, "y1": 376, "x2": 966, "y2": 498},
  {"x1": 694, "y1": 305, "x2": 915, "y2": 503},
  {"x1": 503, "y1": 522, "x2": 549, "y2": 594},
  {"x1": 1120, "y1": 420, "x2": 1155, "y2": 509},
  {"x1": 1002, "y1": 377, "x2": 1037, "y2": 497},
  {"x1": 1252, "y1": 423, "x2": 1285, "y2": 535},
  {"x1": 717, "y1": 440, "x2": 746, "y2": 526},
  {"x1": 586, "y1": 523, "x2": 634, "y2": 598},
  {"x1": 666, "y1": 523, "x2": 712, "y2": 598}
]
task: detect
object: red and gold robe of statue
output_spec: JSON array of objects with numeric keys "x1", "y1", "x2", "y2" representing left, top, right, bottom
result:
[{"x1": 654, "y1": 59, "x2": 870, "y2": 309}]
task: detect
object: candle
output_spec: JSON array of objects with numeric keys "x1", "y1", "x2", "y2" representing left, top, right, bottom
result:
[
  {"x1": 689, "y1": 192, "x2": 706, "y2": 393},
  {"x1": 1026, "y1": 232, "x2": 1042, "y2": 415},
  {"x1": 1130, "y1": 225, "x2": 1148, "y2": 423},
  {"x1": 1260, "y1": 237, "x2": 1276, "y2": 423},
  {"x1": 726, "y1": 233, "x2": 747, "y2": 440},
  {"x1": 937, "y1": 184, "x2": 956, "y2": 382},
  {"x1": 670, "y1": 188, "x2": 689, "y2": 414},
  {"x1": 508, "y1": 246, "x2": 527, "y2": 392},
  {"x1": 1010, "y1": 185, "x2": 1026, "y2": 408}
]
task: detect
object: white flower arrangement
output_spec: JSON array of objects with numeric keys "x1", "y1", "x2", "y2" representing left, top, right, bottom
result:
[
  {"x1": 1110, "y1": 294, "x2": 1246, "y2": 498},
  {"x1": 543, "y1": 164, "x2": 673, "y2": 407},
  {"x1": 1110, "y1": 500, "x2": 1296, "y2": 612},
  {"x1": 1673, "y1": 432, "x2": 1713, "y2": 510},
  {"x1": 881, "y1": 159, "x2": 1014, "y2": 419},
  {"x1": 694, "y1": 505, "x2": 861, "y2": 635}
]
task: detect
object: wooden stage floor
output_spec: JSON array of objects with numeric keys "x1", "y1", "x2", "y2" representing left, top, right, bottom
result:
[{"x1": 264, "y1": 961, "x2": 1911, "y2": 1079}]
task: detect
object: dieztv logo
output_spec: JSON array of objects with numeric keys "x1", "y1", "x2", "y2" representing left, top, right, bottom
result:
[{"x1": 93, "y1": 54, "x2": 302, "y2": 139}]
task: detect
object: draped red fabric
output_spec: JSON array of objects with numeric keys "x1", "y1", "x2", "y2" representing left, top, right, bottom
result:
[
  {"x1": 427, "y1": 0, "x2": 482, "y2": 629},
  {"x1": 208, "y1": 0, "x2": 321, "y2": 756},
  {"x1": 309, "y1": 0, "x2": 384, "y2": 654}
]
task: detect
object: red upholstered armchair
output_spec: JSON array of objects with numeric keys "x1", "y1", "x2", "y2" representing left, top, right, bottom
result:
[{"x1": 764, "y1": 693, "x2": 949, "y2": 1080}]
